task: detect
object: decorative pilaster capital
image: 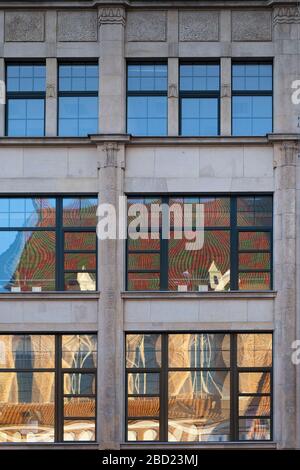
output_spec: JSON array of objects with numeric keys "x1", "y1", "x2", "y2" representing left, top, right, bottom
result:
[
  {"x1": 46, "y1": 83, "x2": 56, "y2": 98},
  {"x1": 98, "y1": 7, "x2": 126, "y2": 27},
  {"x1": 97, "y1": 141, "x2": 125, "y2": 170},
  {"x1": 275, "y1": 141, "x2": 299, "y2": 168},
  {"x1": 168, "y1": 84, "x2": 178, "y2": 98},
  {"x1": 273, "y1": 6, "x2": 300, "y2": 26}
]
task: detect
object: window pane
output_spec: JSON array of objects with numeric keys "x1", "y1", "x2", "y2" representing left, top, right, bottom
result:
[
  {"x1": 64, "y1": 397, "x2": 96, "y2": 417},
  {"x1": 168, "y1": 371, "x2": 230, "y2": 442},
  {"x1": 127, "y1": 419, "x2": 159, "y2": 441},
  {"x1": 0, "y1": 231, "x2": 56, "y2": 292},
  {"x1": 168, "y1": 334, "x2": 230, "y2": 368},
  {"x1": 239, "y1": 232, "x2": 271, "y2": 251},
  {"x1": 59, "y1": 64, "x2": 98, "y2": 92},
  {"x1": 0, "y1": 335, "x2": 55, "y2": 369},
  {"x1": 0, "y1": 198, "x2": 56, "y2": 228},
  {"x1": 63, "y1": 419, "x2": 95, "y2": 441},
  {"x1": 64, "y1": 373, "x2": 96, "y2": 395},
  {"x1": 64, "y1": 232, "x2": 96, "y2": 251},
  {"x1": 127, "y1": 373, "x2": 160, "y2": 395},
  {"x1": 128, "y1": 237, "x2": 160, "y2": 251},
  {"x1": 127, "y1": 96, "x2": 167, "y2": 136},
  {"x1": 181, "y1": 98, "x2": 218, "y2": 136},
  {"x1": 239, "y1": 372, "x2": 270, "y2": 394},
  {"x1": 7, "y1": 64, "x2": 45, "y2": 92},
  {"x1": 128, "y1": 397, "x2": 160, "y2": 418},
  {"x1": 237, "y1": 196, "x2": 272, "y2": 227},
  {"x1": 233, "y1": 64, "x2": 272, "y2": 91},
  {"x1": 64, "y1": 272, "x2": 96, "y2": 292},
  {"x1": 239, "y1": 253, "x2": 270, "y2": 270},
  {"x1": 64, "y1": 253, "x2": 96, "y2": 271},
  {"x1": 126, "y1": 334, "x2": 161, "y2": 369},
  {"x1": 239, "y1": 272, "x2": 270, "y2": 290},
  {"x1": 128, "y1": 253, "x2": 160, "y2": 271},
  {"x1": 180, "y1": 64, "x2": 220, "y2": 91},
  {"x1": 237, "y1": 334, "x2": 272, "y2": 367},
  {"x1": 127, "y1": 64, "x2": 167, "y2": 91},
  {"x1": 232, "y1": 96, "x2": 272, "y2": 136},
  {"x1": 239, "y1": 418, "x2": 270, "y2": 440},
  {"x1": 168, "y1": 230, "x2": 230, "y2": 291},
  {"x1": 127, "y1": 272, "x2": 160, "y2": 291},
  {"x1": 0, "y1": 372, "x2": 54, "y2": 443},
  {"x1": 7, "y1": 99, "x2": 44, "y2": 137},
  {"x1": 63, "y1": 198, "x2": 97, "y2": 227},
  {"x1": 239, "y1": 396, "x2": 270, "y2": 417},
  {"x1": 62, "y1": 335, "x2": 97, "y2": 369}
]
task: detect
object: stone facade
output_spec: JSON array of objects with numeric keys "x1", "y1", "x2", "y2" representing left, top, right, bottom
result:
[{"x1": 0, "y1": 0, "x2": 299, "y2": 451}]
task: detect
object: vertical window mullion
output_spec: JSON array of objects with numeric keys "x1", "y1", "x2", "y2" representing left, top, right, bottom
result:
[
  {"x1": 55, "y1": 335, "x2": 63, "y2": 442},
  {"x1": 160, "y1": 334, "x2": 169, "y2": 441},
  {"x1": 230, "y1": 197, "x2": 238, "y2": 290},
  {"x1": 56, "y1": 198, "x2": 64, "y2": 291}
]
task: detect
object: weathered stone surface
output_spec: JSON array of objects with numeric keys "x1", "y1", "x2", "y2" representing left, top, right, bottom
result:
[
  {"x1": 232, "y1": 11, "x2": 272, "y2": 41},
  {"x1": 126, "y1": 11, "x2": 167, "y2": 41},
  {"x1": 179, "y1": 11, "x2": 219, "y2": 41},
  {"x1": 273, "y1": 6, "x2": 300, "y2": 25},
  {"x1": 5, "y1": 11, "x2": 44, "y2": 42},
  {"x1": 57, "y1": 11, "x2": 97, "y2": 42}
]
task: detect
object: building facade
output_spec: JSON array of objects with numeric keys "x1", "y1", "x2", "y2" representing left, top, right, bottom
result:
[{"x1": 0, "y1": 0, "x2": 299, "y2": 450}]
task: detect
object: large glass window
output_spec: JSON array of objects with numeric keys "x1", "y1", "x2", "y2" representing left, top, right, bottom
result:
[
  {"x1": 58, "y1": 63, "x2": 98, "y2": 136},
  {"x1": 6, "y1": 63, "x2": 46, "y2": 137},
  {"x1": 180, "y1": 63, "x2": 220, "y2": 136},
  {"x1": 127, "y1": 63, "x2": 168, "y2": 136},
  {"x1": 0, "y1": 196, "x2": 97, "y2": 292},
  {"x1": 0, "y1": 334, "x2": 97, "y2": 443},
  {"x1": 126, "y1": 195, "x2": 272, "y2": 291},
  {"x1": 232, "y1": 63, "x2": 273, "y2": 136},
  {"x1": 126, "y1": 332, "x2": 272, "y2": 442}
]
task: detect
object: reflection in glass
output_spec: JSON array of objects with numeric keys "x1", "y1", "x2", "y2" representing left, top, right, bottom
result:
[
  {"x1": 238, "y1": 334, "x2": 272, "y2": 367},
  {"x1": 127, "y1": 272, "x2": 160, "y2": 291},
  {"x1": 63, "y1": 420, "x2": 95, "y2": 441},
  {"x1": 168, "y1": 371, "x2": 230, "y2": 442},
  {"x1": 168, "y1": 334, "x2": 230, "y2": 368},
  {"x1": 64, "y1": 232, "x2": 96, "y2": 251},
  {"x1": 64, "y1": 373, "x2": 95, "y2": 395},
  {"x1": 64, "y1": 397, "x2": 96, "y2": 417},
  {"x1": 63, "y1": 198, "x2": 98, "y2": 227},
  {"x1": 127, "y1": 419, "x2": 159, "y2": 441},
  {"x1": 239, "y1": 396, "x2": 270, "y2": 417},
  {"x1": 168, "y1": 230, "x2": 230, "y2": 291},
  {"x1": 128, "y1": 397, "x2": 160, "y2": 418},
  {"x1": 62, "y1": 335, "x2": 97, "y2": 369},
  {"x1": 128, "y1": 373, "x2": 159, "y2": 395},
  {"x1": 0, "y1": 231, "x2": 56, "y2": 292},
  {"x1": 181, "y1": 98, "x2": 218, "y2": 136},
  {"x1": 0, "y1": 372, "x2": 55, "y2": 442},
  {"x1": 64, "y1": 271, "x2": 96, "y2": 291},
  {"x1": 239, "y1": 272, "x2": 270, "y2": 291},
  {"x1": 0, "y1": 335, "x2": 55, "y2": 369},
  {"x1": 127, "y1": 96, "x2": 167, "y2": 136},
  {"x1": 7, "y1": 99, "x2": 44, "y2": 137},
  {"x1": 239, "y1": 372, "x2": 270, "y2": 394},
  {"x1": 232, "y1": 95, "x2": 272, "y2": 136},
  {"x1": 239, "y1": 418, "x2": 270, "y2": 440},
  {"x1": 0, "y1": 198, "x2": 56, "y2": 228},
  {"x1": 126, "y1": 334, "x2": 161, "y2": 369}
]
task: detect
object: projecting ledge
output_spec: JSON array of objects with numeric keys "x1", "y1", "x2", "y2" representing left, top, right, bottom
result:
[
  {"x1": 122, "y1": 291, "x2": 277, "y2": 300},
  {"x1": 0, "y1": 292, "x2": 100, "y2": 300}
]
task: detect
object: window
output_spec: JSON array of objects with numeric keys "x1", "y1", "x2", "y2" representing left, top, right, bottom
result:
[
  {"x1": 232, "y1": 63, "x2": 273, "y2": 136},
  {"x1": 58, "y1": 63, "x2": 98, "y2": 136},
  {"x1": 6, "y1": 63, "x2": 46, "y2": 137},
  {"x1": 0, "y1": 196, "x2": 97, "y2": 292},
  {"x1": 180, "y1": 63, "x2": 220, "y2": 136},
  {"x1": 0, "y1": 334, "x2": 97, "y2": 443},
  {"x1": 127, "y1": 63, "x2": 168, "y2": 136},
  {"x1": 126, "y1": 196, "x2": 272, "y2": 291},
  {"x1": 126, "y1": 332, "x2": 272, "y2": 442}
]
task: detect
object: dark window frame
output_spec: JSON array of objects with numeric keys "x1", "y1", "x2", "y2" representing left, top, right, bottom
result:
[
  {"x1": 0, "y1": 195, "x2": 98, "y2": 293},
  {"x1": 126, "y1": 61, "x2": 168, "y2": 136},
  {"x1": 5, "y1": 61, "x2": 46, "y2": 137},
  {"x1": 0, "y1": 332, "x2": 97, "y2": 444},
  {"x1": 126, "y1": 195, "x2": 273, "y2": 292},
  {"x1": 125, "y1": 331, "x2": 273, "y2": 443},
  {"x1": 179, "y1": 61, "x2": 220, "y2": 136},
  {"x1": 231, "y1": 61, "x2": 273, "y2": 137},
  {"x1": 57, "y1": 61, "x2": 99, "y2": 137}
]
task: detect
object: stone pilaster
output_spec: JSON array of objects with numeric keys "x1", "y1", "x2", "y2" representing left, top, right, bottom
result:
[
  {"x1": 220, "y1": 57, "x2": 231, "y2": 136},
  {"x1": 97, "y1": 138, "x2": 126, "y2": 449},
  {"x1": 168, "y1": 58, "x2": 179, "y2": 136},
  {"x1": 0, "y1": 58, "x2": 5, "y2": 137},
  {"x1": 98, "y1": 6, "x2": 126, "y2": 134},
  {"x1": 45, "y1": 58, "x2": 57, "y2": 137},
  {"x1": 274, "y1": 140, "x2": 298, "y2": 448},
  {"x1": 273, "y1": 6, "x2": 300, "y2": 133}
]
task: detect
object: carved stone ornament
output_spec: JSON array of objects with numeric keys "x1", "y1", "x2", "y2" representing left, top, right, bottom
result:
[
  {"x1": 99, "y1": 142, "x2": 126, "y2": 169},
  {"x1": 98, "y1": 7, "x2": 126, "y2": 26},
  {"x1": 57, "y1": 11, "x2": 98, "y2": 42},
  {"x1": 232, "y1": 11, "x2": 272, "y2": 41},
  {"x1": 280, "y1": 142, "x2": 299, "y2": 167},
  {"x1": 273, "y1": 6, "x2": 300, "y2": 25},
  {"x1": 46, "y1": 84, "x2": 56, "y2": 99},
  {"x1": 168, "y1": 84, "x2": 178, "y2": 98},
  {"x1": 5, "y1": 11, "x2": 45, "y2": 42},
  {"x1": 221, "y1": 84, "x2": 231, "y2": 98},
  {"x1": 126, "y1": 11, "x2": 167, "y2": 42}
]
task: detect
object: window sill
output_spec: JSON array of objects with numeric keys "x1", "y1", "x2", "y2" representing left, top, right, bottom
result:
[
  {"x1": 0, "y1": 291, "x2": 100, "y2": 300},
  {"x1": 122, "y1": 291, "x2": 277, "y2": 300},
  {"x1": 120, "y1": 441, "x2": 277, "y2": 450}
]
